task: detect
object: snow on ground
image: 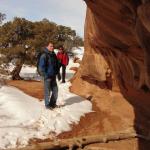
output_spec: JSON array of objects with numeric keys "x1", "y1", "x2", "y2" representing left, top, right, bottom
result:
[
  {"x1": 0, "y1": 83, "x2": 92, "y2": 149},
  {"x1": 0, "y1": 47, "x2": 93, "y2": 149},
  {"x1": 71, "y1": 47, "x2": 84, "y2": 60}
]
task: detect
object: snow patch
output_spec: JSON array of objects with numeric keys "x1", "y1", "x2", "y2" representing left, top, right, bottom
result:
[{"x1": 0, "y1": 84, "x2": 92, "y2": 149}]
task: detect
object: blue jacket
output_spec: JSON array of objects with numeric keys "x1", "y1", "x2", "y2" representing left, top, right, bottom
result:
[{"x1": 39, "y1": 48, "x2": 59, "y2": 79}]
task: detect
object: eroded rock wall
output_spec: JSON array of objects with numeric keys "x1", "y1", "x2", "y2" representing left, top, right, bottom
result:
[{"x1": 71, "y1": 0, "x2": 150, "y2": 137}]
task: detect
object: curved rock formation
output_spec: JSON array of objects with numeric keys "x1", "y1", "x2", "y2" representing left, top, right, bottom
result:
[{"x1": 70, "y1": 0, "x2": 150, "y2": 147}]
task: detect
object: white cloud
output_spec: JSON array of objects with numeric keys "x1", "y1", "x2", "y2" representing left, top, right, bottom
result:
[{"x1": 0, "y1": 0, "x2": 86, "y2": 37}]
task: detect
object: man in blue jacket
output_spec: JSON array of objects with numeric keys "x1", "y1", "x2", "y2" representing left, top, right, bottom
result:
[{"x1": 38, "y1": 42, "x2": 59, "y2": 109}]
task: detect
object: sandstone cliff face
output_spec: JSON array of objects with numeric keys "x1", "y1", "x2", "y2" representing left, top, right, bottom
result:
[{"x1": 70, "y1": 0, "x2": 150, "y2": 143}]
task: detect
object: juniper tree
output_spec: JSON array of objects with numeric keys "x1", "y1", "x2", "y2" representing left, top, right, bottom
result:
[{"x1": 0, "y1": 17, "x2": 83, "y2": 80}]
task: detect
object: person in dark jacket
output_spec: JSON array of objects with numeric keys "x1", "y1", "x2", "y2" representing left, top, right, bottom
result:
[
  {"x1": 38, "y1": 42, "x2": 59, "y2": 109},
  {"x1": 57, "y1": 46, "x2": 69, "y2": 83}
]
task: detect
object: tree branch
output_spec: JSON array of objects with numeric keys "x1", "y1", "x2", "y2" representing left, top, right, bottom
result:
[{"x1": 14, "y1": 131, "x2": 150, "y2": 150}]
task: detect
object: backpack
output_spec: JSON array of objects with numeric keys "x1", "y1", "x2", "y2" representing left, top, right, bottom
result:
[
  {"x1": 36, "y1": 50, "x2": 60, "y2": 76},
  {"x1": 36, "y1": 51, "x2": 49, "y2": 76}
]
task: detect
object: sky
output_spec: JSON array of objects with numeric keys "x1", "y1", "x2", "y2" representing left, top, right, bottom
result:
[{"x1": 0, "y1": 0, "x2": 86, "y2": 37}]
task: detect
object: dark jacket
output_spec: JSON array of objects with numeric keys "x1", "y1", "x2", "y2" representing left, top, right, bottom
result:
[{"x1": 39, "y1": 48, "x2": 59, "y2": 79}]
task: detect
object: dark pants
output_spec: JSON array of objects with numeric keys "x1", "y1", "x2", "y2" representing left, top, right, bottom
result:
[
  {"x1": 57, "y1": 64, "x2": 66, "y2": 82},
  {"x1": 44, "y1": 76, "x2": 58, "y2": 107}
]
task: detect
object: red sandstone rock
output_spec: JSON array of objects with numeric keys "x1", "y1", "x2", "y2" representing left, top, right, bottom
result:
[
  {"x1": 69, "y1": 67, "x2": 78, "y2": 72},
  {"x1": 70, "y1": 0, "x2": 150, "y2": 143}
]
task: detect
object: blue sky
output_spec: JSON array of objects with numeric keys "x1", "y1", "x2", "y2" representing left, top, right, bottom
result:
[{"x1": 1, "y1": 0, "x2": 86, "y2": 37}]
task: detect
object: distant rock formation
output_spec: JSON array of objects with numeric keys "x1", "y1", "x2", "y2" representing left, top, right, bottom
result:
[{"x1": 70, "y1": 0, "x2": 150, "y2": 144}]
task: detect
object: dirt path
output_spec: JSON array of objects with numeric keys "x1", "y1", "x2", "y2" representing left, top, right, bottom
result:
[{"x1": 6, "y1": 80, "x2": 44, "y2": 100}]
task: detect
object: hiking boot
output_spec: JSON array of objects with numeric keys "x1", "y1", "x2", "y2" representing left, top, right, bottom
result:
[
  {"x1": 45, "y1": 105, "x2": 54, "y2": 110},
  {"x1": 49, "y1": 106, "x2": 54, "y2": 110},
  {"x1": 52, "y1": 104, "x2": 60, "y2": 108},
  {"x1": 45, "y1": 105, "x2": 51, "y2": 109}
]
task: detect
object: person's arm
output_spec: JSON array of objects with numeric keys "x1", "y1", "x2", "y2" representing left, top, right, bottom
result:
[{"x1": 39, "y1": 54, "x2": 47, "y2": 77}]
